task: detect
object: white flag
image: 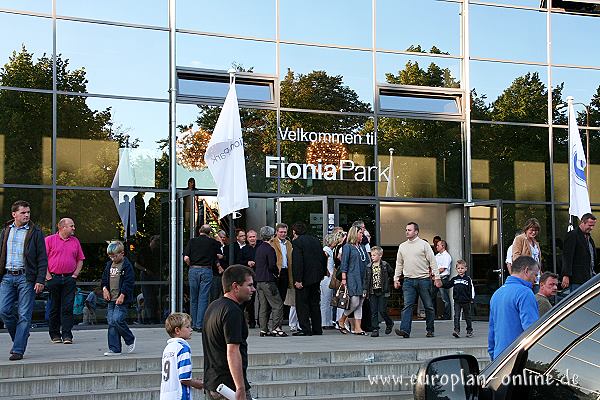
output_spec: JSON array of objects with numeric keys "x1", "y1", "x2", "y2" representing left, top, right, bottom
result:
[
  {"x1": 385, "y1": 148, "x2": 396, "y2": 197},
  {"x1": 568, "y1": 96, "x2": 591, "y2": 219},
  {"x1": 203, "y1": 81, "x2": 249, "y2": 219}
]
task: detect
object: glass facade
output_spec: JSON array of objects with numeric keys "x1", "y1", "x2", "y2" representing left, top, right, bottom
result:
[{"x1": 2, "y1": 0, "x2": 600, "y2": 321}]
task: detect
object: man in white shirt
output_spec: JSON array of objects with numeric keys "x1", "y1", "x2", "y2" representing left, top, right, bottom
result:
[{"x1": 432, "y1": 240, "x2": 452, "y2": 320}]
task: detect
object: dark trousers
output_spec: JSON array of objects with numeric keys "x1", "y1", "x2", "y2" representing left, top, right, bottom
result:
[
  {"x1": 277, "y1": 269, "x2": 290, "y2": 318},
  {"x1": 369, "y1": 294, "x2": 393, "y2": 331},
  {"x1": 295, "y1": 282, "x2": 322, "y2": 335},
  {"x1": 243, "y1": 287, "x2": 257, "y2": 328},
  {"x1": 46, "y1": 275, "x2": 77, "y2": 340},
  {"x1": 453, "y1": 302, "x2": 473, "y2": 333},
  {"x1": 210, "y1": 275, "x2": 223, "y2": 303}
]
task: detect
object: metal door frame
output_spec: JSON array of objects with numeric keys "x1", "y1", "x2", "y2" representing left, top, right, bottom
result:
[
  {"x1": 333, "y1": 199, "x2": 380, "y2": 246},
  {"x1": 464, "y1": 199, "x2": 505, "y2": 285},
  {"x1": 276, "y1": 196, "x2": 328, "y2": 239}
]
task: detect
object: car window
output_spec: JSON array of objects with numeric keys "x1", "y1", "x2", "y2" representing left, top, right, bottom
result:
[{"x1": 523, "y1": 295, "x2": 600, "y2": 399}]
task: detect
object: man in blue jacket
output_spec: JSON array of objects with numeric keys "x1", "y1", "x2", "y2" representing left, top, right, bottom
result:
[
  {"x1": 0, "y1": 200, "x2": 48, "y2": 361},
  {"x1": 488, "y1": 256, "x2": 539, "y2": 360}
]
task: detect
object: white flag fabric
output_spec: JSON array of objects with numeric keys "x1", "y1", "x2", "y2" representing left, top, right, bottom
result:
[
  {"x1": 568, "y1": 97, "x2": 592, "y2": 219},
  {"x1": 385, "y1": 149, "x2": 396, "y2": 197},
  {"x1": 203, "y1": 82, "x2": 249, "y2": 219}
]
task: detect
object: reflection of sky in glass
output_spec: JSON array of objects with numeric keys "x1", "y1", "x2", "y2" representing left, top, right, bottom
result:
[
  {"x1": 177, "y1": 0, "x2": 275, "y2": 39},
  {"x1": 57, "y1": 21, "x2": 169, "y2": 98},
  {"x1": 0, "y1": 0, "x2": 51, "y2": 14},
  {"x1": 376, "y1": 52, "x2": 461, "y2": 86},
  {"x1": 553, "y1": 67, "x2": 600, "y2": 106},
  {"x1": 482, "y1": 0, "x2": 542, "y2": 7},
  {"x1": 57, "y1": 0, "x2": 168, "y2": 27},
  {"x1": 179, "y1": 79, "x2": 272, "y2": 102},
  {"x1": 471, "y1": 61, "x2": 547, "y2": 106},
  {"x1": 84, "y1": 97, "x2": 169, "y2": 150},
  {"x1": 553, "y1": 13, "x2": 600, "y2": 67},
  {"x1": 280, "y1": 0, "x2": 371, "y2": 48},
  {"x1": 380, "y1": 95, "x2": 458, "y2": 113},
  {"x1": 471, "y1": 5, "x2": 546, "y2": 62},
  {"x1": 280, "y1": 44, "x2": 373, "y2": 107},
  {"x1": 177, "y1": 33, "x2": 276, "y2": 75},
  {"x1": 0, "y1": 13, "x2": 52, "y2": 71},
  {"x1": 377, "y1": 0, "x2": 460, "y2": 55}
]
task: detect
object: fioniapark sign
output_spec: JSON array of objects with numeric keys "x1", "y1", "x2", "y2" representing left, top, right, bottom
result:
[{"x1": 265, "y1": 127, "x2": 391, "y2": 182}]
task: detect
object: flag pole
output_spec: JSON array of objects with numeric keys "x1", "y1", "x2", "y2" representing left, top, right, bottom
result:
[
  {"x1": 568, "y1": 96, "x2": 574, "y2": 231},
  {"x1": 227, "y1": 68, "x2": 236, "y2": 264}
]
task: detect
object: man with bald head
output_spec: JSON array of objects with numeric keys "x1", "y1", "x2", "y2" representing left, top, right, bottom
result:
[{"x1": 45, "y1": 218, "x2": 85, "y2": 344}]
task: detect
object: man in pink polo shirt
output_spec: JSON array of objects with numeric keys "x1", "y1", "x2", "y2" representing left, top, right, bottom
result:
[{"x1": 45, "y1": 218, "x2": 85, "y2": 344}]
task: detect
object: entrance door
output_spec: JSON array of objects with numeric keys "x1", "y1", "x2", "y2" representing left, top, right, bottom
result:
[
  {"x1": 333, "y1": 199, "x2": 379, "y2": 245},
  {"x1": 276, "y1": 196, "x2": 328, "y2": 241},
  {"x1": 465, "y1": 200, "x2": 504, "y2": 320}
]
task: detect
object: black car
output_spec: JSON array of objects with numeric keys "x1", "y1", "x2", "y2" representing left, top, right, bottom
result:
[{"x1": 414, "y1": 273, "x2": 600, "y2": 400}]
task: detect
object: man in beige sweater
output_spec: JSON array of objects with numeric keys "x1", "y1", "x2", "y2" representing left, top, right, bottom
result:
[{"x1": 393, "y1": 222, "x2": 442, "y2": 338}]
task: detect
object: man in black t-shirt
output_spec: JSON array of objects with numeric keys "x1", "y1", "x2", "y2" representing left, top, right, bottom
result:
[
  {"x1": 203, "y1": 265, "x2": 256, "y2": 400},
  {"x1": 184, "y1": 224, "x2": 222, "y2": 332}
]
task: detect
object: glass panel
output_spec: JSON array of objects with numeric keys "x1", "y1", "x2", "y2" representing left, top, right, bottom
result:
[
  {"x1": 177, "y1": 33, "x2": 276, "y2": 75},
  {"x1": 549, "y1": 354, "x2": 600, "y2": 398},
  {"x1": 178, "y1": 78, "x2": 272, "y2": 102},
  {"x1": 552, "y1": 67, "x2": 600, "y2": 127},
  {"x1": 553, "y1": 12, "x2": 600, "y2": 67},
  {"x1": 554, "y1": 128, "x2": 600, "y2": 204},
  {"x1": 280, "y1": 200, "x2": 325, "y2": 241},
  {"x1": 376, "y1": 0, "x2": 461, "y2": 56},
  {"x1": 57, "y1": 95, "x2": 168, "y2": 188},
  {"x1": 471, "y1": 61, "x2": 548, "y2": 123},
  {"x1": 276, "y1": 111, "x2": 374, "y2": 196},
  {"x1": 0, "y1": 90, "x2": 52, "y2": 185},
  {"x1": 471, "y1": 4, "x2": 546, "y2": 62},
  {"x1": 472, "y1": 123, "x2": 550, "y2": 200},
  {"x1": 280, "y1": 44, "x2": 373, "y2": 111},
  {"x1": 280, "y1": 0, "x2": 371, "y2": 48},
  {"x1": 554, "y1": 205, "x2": 600, "y2": 255},
  {"x1": 0, "y1": 187, "x2": 52, "y2": 234},
  {"x1": 478, "y1": 0, "x2": 543, "y2": 6},
  {"x1": 0, "y1": 13, "x2": 52, "y2": 90},
  {"x1": 176, "y1": 103, "x2": 277, "y2": 194},
  {"x1": 57, "y1": 0, "x2": 168, "y2": 27},
  {"x1": 177, "y1": 0, "x2": 275, "y2": 39},
  {"x1": 337, "y1": 202, "x2": 377, "y2": 245},
  {"x1": 56, "y1": 190, "x2": 169, "y2": 324},
  {"x1": 0, "y1": 0, "x2": 51, "y2": 13},
  {"x1": 380, "y1": 95, "x2": 459, "y2": 114},
  {"x1": 57, "y1": 21, "x2": 168, "y2": 98},
  {"x1": 376, "y1": 52, "x2": 461, "y2": 88},
  {"x1": 377, "y1": 118, "x2": 463, "y2": 199}
]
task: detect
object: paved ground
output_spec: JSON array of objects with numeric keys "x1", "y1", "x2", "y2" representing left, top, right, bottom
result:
[{"x1": 0, "y1": 319, "x2": 489, "y2": 364}]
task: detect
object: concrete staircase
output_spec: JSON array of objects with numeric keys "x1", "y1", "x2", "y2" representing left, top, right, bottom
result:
[{"x1": 0, "y1": 345, "x2": 489, "y2": 400}]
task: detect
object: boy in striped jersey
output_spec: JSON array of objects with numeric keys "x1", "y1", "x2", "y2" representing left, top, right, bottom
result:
[{"x1": 160, "y1": 313, "x2": 204, "y2": 400}]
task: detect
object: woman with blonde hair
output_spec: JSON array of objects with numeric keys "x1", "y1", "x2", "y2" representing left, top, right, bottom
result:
[
  {"x1": 337, "y1": 226, "x2": 369, "y2": 335},
  {"x1": 512, "y1": 218, "x2": 543, "y2": 290},
  {"x1": 320, "y1": 233, "x2": 337, "y2": 329}
]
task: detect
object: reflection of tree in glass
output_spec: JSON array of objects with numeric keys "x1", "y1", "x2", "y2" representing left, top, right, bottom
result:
[
  {"x1": 425, "y1": 362, "x2": 449, "y2": 400},
  {"x1": 385, "y1": 45, "x2": 459, "y2": 89}
]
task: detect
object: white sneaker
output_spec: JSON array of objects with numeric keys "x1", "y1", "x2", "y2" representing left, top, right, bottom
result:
[
  {"x1": 126, "y1": 338, "x2": 136, "y2": 354},
  {"x1": 104, "y1": 350, "x2": 120, "y2": 356}
]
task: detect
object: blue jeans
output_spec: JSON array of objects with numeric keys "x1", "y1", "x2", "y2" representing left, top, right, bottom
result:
[
  {"x1": 431, "y1": 276, "x2": 452, "y2": 319},
  {"x1": 107, "y1": 301, "x2": 135, "y2": 353},
  {"x1": 0, "y1": 274, "x2": 35, "y2": 355},
  {"x1": 400, "y1": 278, "x2": 435, "y2": 334},
  {"x1": 189, "y1": 267, "x2": 213, "y2": 329}
]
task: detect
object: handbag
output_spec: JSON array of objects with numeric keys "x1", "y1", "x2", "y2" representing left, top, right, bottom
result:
[
  {"x1": 329, "y1": 267, "x2": 342, "y2": 290},
  {"x1": 330, "y1": 284, "x2": 351, "y2": 310}
]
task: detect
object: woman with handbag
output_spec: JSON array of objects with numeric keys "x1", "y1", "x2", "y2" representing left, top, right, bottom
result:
[{"x1": 337, "y1": 226, "x2": 369, "y2": 335}]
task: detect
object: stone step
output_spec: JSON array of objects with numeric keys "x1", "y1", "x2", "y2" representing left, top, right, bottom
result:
[
  {"x1": 9, "y1": 388, "x2": 415, "y2": 400},
  {"x1": 0, "y1": 346, "x2": 489, "y2": 379}
]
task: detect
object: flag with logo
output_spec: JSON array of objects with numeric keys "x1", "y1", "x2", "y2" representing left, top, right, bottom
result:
[
  {"x1": 203, "y1": 77, "x2": 249, "y2": 219},
  {"x1": 568, "y1": 96, "x2": 591, "y2": 219}
]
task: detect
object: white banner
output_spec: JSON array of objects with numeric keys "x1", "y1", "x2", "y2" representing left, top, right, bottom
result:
[
  {"x1": 568, "y1": 96, "x2": 591, "y2": 219},
  {"x1": 204, "y1": 81, "x2": 249, "y2": 219}
]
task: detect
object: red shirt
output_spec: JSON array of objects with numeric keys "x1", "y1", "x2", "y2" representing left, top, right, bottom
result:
[{"x1": 45, "y1": 233, "x2": 85, "y2": 274}]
